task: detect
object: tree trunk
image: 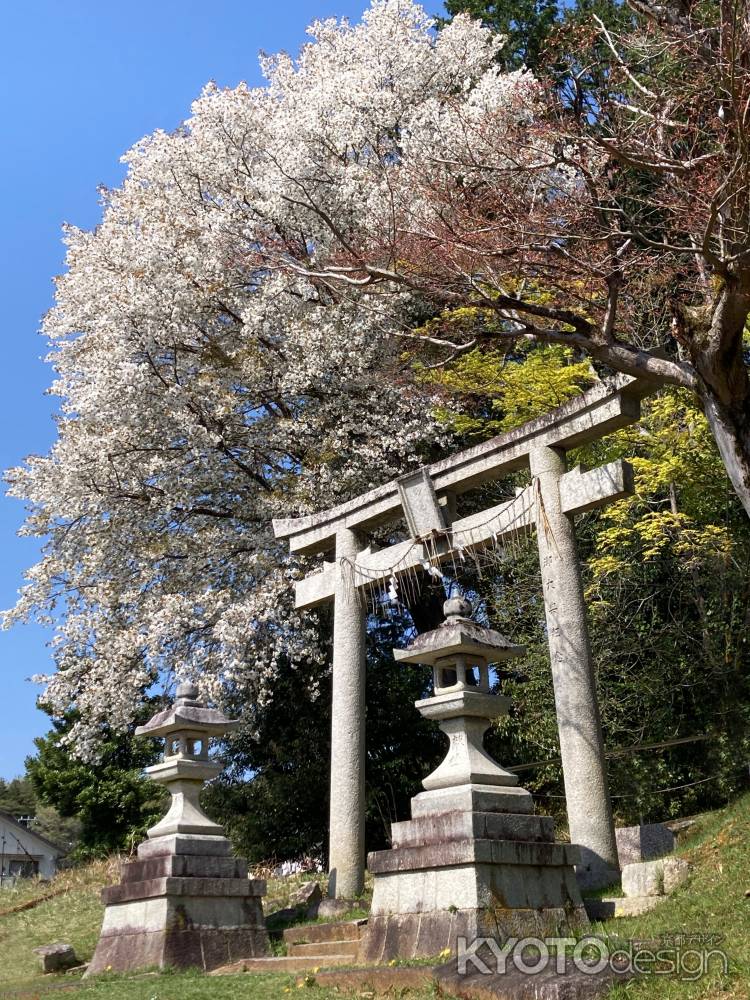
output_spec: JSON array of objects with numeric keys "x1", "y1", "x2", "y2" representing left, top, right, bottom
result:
[
  {"x1": 689, "y1": 280, "x2": 750, "y2": 518},
  {"x1": 700, "y1": 388, "x2": 750, "y2": 518}
]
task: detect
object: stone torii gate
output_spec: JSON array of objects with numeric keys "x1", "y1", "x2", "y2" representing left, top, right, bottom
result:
[{"x1": 273, "y1": 375, "x2": 651, "y2": 898}]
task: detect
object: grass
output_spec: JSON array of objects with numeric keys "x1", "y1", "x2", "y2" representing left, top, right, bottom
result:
[
  {"x1": 2, "y1": 967, "x2": 446, "y2": 1000},
  {"x1": 0, "y1": 860, "x2": 435, "y2": 999},
  {"x1": 1, "y1": 795, "x2": 748, "y2": 999},
  {"x1": 0, "y1": 857, "x2": 118, "y2": 994},
  {"x1": 595, "y1": 792, "x2": 750, "y2": 1000}
]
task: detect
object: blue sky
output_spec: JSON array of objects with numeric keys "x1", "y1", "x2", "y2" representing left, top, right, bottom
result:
[{"x1": 0, "y1": 0, "x2": 442, "y2": 779}]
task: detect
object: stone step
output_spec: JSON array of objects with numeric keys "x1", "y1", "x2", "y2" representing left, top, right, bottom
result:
[
  {"x1": 585, "y1": 895, "x2": 665, "y2": 920},
  {"x1": 283, "y1": 919, "x2": 368, "y2": 945},
  {"x1": 210, "y1": 954, "x2": 356, "y2": 975},
  {"x1": 288, "y1": 939, "x2": 360, "y2": 958}
]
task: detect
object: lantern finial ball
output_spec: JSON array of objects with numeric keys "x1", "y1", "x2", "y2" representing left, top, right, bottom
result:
[
  {"x1": 443, "y1": 595, "x2": 472, "y2": 620},
  {"x1": 176, "y1": 681, "x2": 199, "y2": 703}
]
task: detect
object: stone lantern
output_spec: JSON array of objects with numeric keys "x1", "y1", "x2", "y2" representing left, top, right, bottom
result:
[
  {"x1": 87, "y1": 683, "x2": 268, "y2": 976},
  {"x1": 136, "y1": 681, "x2": 238, "y2": 841},
  {"x1": 394, "y1": 595, "x2": 525, "y2": 798},
  {"x1": 361, "y1": 597, "x2": 587, "y2": 963}
]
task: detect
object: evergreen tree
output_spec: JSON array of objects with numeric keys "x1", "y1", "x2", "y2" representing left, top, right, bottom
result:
[
  {"x1": 440, "y1": 0, "x2": 561, "y2": 71},
  {"x1": 440, "y1": 0, "x2": 625, "y2": 78},
  {"x1": 32, "y1": 806, "x2": 82, "y2": 853},
  {"x1": 26, "y1": 704, "x2": 164, "y2": 858},
  {"x1": 204, "y1": 605, "x2": 446, "y2": 863},
  {"x1": 0, "y1": 776, "x2": 37, "y2": 817},
  {"x1": 0, "y1": 774, "x2": 81, "y2": 852}
]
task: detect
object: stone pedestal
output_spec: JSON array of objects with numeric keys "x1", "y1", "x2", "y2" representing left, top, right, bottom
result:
[
  {"x1": 87, "y1": 833, "x2": 267, "y2": 974},
  {"x1": 87, "y1": 683, "x2": 268, "y2": 975},
  {"x1": 361, "y1": 783, "x2": 587, "y2": 962},
  {"x1": 361, "y1": 597, "x2": 588, "y2": 962}
]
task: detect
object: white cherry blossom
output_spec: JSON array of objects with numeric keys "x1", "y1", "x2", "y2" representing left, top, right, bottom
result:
[{"x1": 6, "y1": 0, "x2": 532, "y2": 756}]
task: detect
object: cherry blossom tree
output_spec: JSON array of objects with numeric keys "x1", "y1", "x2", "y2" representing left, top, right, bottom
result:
[{"x1": 8, "y1": 0, "x2": 519, "y2": 753}]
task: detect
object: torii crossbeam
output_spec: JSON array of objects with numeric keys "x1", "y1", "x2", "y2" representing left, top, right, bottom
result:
[{"x1": 273, "y1": 375, "x2": 652, "y2": 896}]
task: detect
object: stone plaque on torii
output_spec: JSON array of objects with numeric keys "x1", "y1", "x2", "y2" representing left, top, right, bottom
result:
[{"x1": 273, "y1": 374, "x2": 652, "y2": 898}]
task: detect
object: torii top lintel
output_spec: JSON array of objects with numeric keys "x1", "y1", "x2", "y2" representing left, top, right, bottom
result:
[{"x1": 272, "y1": 375, "x2": 651, "y2": 558}]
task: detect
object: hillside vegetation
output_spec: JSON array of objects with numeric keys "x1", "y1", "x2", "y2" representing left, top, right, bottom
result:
[
  {"x1": 603, "y1": 792, "x2": 750, "y2": 1000},
  {"x1": 0, "y1": 794, "x2": 748, "y2": 998}
]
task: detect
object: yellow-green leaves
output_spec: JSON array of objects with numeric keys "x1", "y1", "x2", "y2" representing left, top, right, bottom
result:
[
  {"x1": 425, "y1": 343, "x2": 595, "y2": 440},
  {"x1": 588, "y1": 388, "x2": 737, "y2": 592},
  {"x1": 425, "y1": 340, "x2": 739, "y2": 597}
]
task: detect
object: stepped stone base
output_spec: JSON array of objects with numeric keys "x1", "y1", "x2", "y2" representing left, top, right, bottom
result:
[
  {"x1": 361, "y1": 785, "x2": 588, "y2": 962},
  {"x1": 212, "y1": 919, "x2": 368, "y2": 976},
  {"x1": 283, "y1": 917, "x2": 366, "y2": 962},
  {"x1": 86, "y1": 834, "x2": 268, "y2": 976}
]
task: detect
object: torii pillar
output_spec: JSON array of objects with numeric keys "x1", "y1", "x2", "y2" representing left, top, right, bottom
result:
[
  {"x1": 274, "y1": 376, "x2": 651, "y2": 897},
  {"x1": 329, "y1": 527, "x2": 367, "y2": 899},
  {"x1": 530, "y1": 445, "x2": 619, "y2": 889}
]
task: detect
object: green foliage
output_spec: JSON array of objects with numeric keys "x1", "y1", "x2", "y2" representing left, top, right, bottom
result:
[
  {"x1": 580, "y1": 389, "x2": 750, "y2": 819},
  {"x1": 429, "y1": 342, "x2": 750, "y2": 822},
  {"x1": 427, "y1": 342, "x2": 595, "y2": 439},
  {"x1": 588, "y1": 390, "x2": 737, "y2": 581},
  {"x1": 439, "y1": 0, "x2": 561, "y2": 71},
  {"x1": 26, "y1": 706, "x2": 164, "y2": 858},
  {"x1": 0, "y1": 775, "x2": 37, "y2": 817},
  {"x1": 363, "y1": 612, "x2": 446, "y2": 849},
  {"x1": 204, "y1": 609, "x2": 445, "y2": 863},
  {"x1": 203, "y1": 653, "x2": 333, "y2": 864}
]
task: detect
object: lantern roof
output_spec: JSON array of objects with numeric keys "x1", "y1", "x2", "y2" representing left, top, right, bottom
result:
[
  {"x1": 394, "y1": 596, "x2": 525, "y2": 667},
  {"x1": 135, "y1": 682, "x2": 240, "y2": 739}
]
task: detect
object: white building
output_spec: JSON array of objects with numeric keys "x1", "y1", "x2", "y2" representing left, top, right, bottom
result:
[{"x1": 0, "y1": 811, "x2": 64, "y2": 885}]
